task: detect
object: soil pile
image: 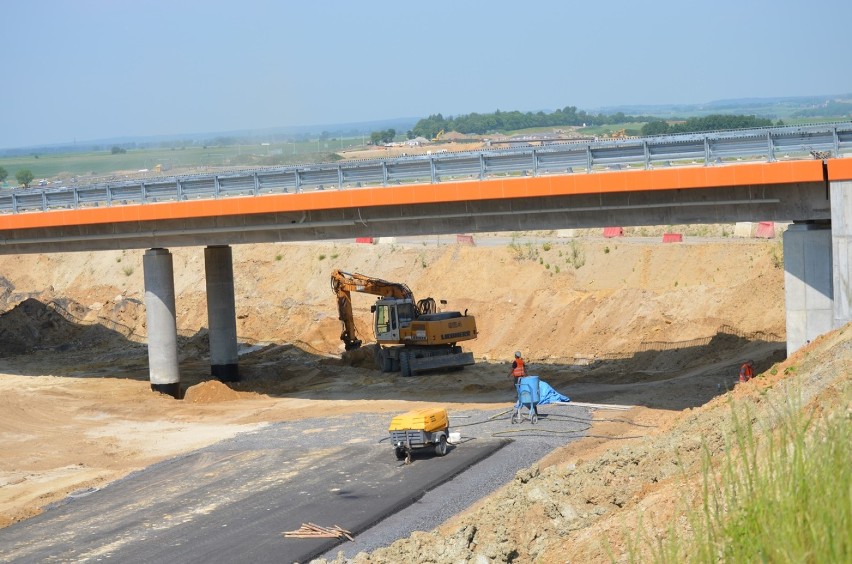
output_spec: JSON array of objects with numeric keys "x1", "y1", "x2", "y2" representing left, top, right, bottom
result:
[
  {"x1": 183, "y1": 380, "x2": 244, "y2": 403},
  {"x1": 0, "y1": 296, "x2": 139, "y2": 357}
]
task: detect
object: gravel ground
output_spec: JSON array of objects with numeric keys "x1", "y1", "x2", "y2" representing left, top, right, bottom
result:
[{"x1": 314, "y1": 402, "x2": 593, "y2": 560}]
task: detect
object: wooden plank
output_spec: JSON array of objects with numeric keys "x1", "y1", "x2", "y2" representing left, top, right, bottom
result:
[{"x1": 552, "y1": 401, "x2": 634, "y2": 411}]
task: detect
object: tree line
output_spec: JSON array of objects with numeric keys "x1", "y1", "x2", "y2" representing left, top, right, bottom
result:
[
  {"x1": 640, "y1": 114, "x2": 776, "y2": 136},
  {"x1": 403, "y1": 107, "x2": 783, "y2": 140},
  {"x1": 409, "y1": 107, "x2": 662, "y2": 139}
]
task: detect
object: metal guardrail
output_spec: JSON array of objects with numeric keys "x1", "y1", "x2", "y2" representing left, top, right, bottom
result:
[{"x1": 3, "y1": 123, "x2": 851, "y2": 215}]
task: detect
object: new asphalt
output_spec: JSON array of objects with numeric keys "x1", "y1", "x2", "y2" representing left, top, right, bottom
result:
[{"x1": 0, "y1": 405, "x2": 591, "y2": 563}]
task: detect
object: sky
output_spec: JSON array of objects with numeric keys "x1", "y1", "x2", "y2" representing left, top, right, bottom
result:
[{"x1": 2, "y1": 0, "x2": 851, "y2": 149}]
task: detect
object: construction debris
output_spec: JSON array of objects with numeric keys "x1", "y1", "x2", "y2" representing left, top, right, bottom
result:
[{"x1": 283, "y1": 522, "x2": 354, "y2": 541}]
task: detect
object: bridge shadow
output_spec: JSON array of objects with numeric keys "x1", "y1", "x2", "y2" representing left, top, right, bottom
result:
[{"x1": 0, "y1": 298, "x2": 785, "y2": 412}]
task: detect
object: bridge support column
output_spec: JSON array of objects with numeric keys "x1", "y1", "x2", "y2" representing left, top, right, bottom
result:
[
  {"x1": 831, "y1": 180, "x2": 852, "y2": 329},
  {"x1": 143, "y1": 248, "x2": 181, "y2": 398},
  {"x1": 204, "y1": 245, "x2": 239, "y2": 382}
]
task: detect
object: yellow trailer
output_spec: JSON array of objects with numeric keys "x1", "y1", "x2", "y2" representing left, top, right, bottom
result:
[{"x1": 388, "y1": 407, "x2": 449, "y2": 462}]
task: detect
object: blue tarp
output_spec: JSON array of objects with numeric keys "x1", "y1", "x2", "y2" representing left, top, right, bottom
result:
[{"x1": 537, "y1": 380, "x2": 570, "y2": 405}]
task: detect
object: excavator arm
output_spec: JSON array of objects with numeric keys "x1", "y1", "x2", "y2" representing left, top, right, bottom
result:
[{"x1": 330, "y1": 269, "x2": 420, "y2": 350}]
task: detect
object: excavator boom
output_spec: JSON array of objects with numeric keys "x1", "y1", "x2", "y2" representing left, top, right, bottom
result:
[{"x1": 331, "y1": 269, "x2": 415, "y2": 350}]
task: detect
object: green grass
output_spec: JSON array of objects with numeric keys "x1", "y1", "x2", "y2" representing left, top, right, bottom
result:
[
  {"x1": 641, "y1": 386, "x2": 851, "y2": 563},
  {"x1": 508, "y1": 237, "x2": 540, "y2": 262},
  {"x1": 780, "y1": 116, "x2": 849, "y2": 126}
]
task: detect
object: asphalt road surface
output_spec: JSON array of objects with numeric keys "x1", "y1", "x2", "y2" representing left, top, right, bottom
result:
[{"x1": 1, "y1": 405, "x2": 591, "y2": 563}]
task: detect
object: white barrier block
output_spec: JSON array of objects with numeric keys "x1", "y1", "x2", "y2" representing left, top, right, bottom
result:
[{"x1": 734, "y1": 222, "x2": 753, "y2": 238}]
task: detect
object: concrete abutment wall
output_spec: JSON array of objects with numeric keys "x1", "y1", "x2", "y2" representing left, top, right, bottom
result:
[
  {"x1": 831, "y1": 180, "x2": 852, "y2": 329},
  {"x1": 783, "y1": 179, "x2": 852, "y2": 355}
]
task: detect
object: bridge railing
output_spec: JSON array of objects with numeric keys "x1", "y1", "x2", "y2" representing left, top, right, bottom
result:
[{"x1": 1, "y1": 122, "x2": 850, "y2": 215}]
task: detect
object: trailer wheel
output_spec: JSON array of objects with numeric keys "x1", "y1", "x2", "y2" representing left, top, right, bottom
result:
[
  {"x1": 394, "y1": 447, "x2": 407, "y2": 461},
  {"x1": 434, "y1": 435, "x2": 448, "y2": 456},
  {"x1": 400, "y1": 351, "x2": 412, "y2": 377}
]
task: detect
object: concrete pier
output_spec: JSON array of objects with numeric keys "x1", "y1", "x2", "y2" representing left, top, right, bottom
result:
[
  {"x1": 143, "y1": 248, "x2": 181, "y2": 398},
  {"x1": 204, "y1": 245, "x2": 239, "y2": 381}
]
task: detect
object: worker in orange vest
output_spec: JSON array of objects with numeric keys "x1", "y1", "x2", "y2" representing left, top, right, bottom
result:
[
  {"x1": 508, "y1": 351, "x2": 528, "y2": 380},
  {"x1": 739, "y1": 360, "x2": 754, "y2": 382}
]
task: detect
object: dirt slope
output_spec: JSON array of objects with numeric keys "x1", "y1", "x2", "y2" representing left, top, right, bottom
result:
[
  {"x1": 0, "y1": 234, "x2": 804, "y2": 550},
  {"x1": 331, "y1": 326, "x2": 850, "y2": 563},
  {"x1": 0, "y1": 236, "x2": 785, "y2": 361}
]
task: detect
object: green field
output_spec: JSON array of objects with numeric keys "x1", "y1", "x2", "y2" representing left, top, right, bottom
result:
[
  {"x1": 0, "y1": 138, "x2": 364, "y2": 184},
  {"x1": 577, "y1": 122, "x2": 644, "y2": 136}
]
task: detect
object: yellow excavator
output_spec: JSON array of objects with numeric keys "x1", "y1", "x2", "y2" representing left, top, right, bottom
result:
[{"x1": 330, "y1": 269, "x2": 477, "y2": 376}]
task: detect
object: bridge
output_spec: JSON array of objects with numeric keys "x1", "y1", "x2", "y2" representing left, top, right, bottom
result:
[{"x1": 2, "y1": 123, "x2": 851, "y2": 396}]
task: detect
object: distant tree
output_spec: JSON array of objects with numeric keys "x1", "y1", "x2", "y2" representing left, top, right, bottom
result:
[
  {"x1": 411, "y1": 114, "x2": 448, "y2": 139},
  {"x1": 0, "y1": 166, "x2": 7, "y2": 184},
  {"x1": 110, "y1": 145, "x2": 127, "y2": 154},
  {"x1": 369, "y1": 129, "x2": 397, "y2": 145},
  {"x1": 642, "y1": 120, "x2": 670, "y2": 136},
  {"x1": 16, "y1": 169, "x2": 34, "y2": 188}
]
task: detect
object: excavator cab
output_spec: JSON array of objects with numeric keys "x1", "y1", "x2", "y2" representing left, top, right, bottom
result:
[
  {"x1": 331, "y1": 269, "x2": 476, "y2": 375},
  {"x1": 372, "y1": 298, "x2": 416, "y2": 343}
]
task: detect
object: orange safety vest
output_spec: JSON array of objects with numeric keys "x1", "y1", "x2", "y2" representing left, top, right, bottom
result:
[
  {"x1": 512, "y1": 358, "x2": 526, "y2": 378},
  {"x1": 739, "y1": 363, "x2": 753, "y2": 382}
]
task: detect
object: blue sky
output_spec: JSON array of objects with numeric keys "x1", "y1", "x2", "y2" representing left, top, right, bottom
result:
[{"x1": 2, "y1": 0, "x2": 851, "y2": 149}]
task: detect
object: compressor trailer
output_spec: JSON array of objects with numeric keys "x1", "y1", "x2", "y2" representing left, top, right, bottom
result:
[{"x1": 388, "y1": 407, "x2": 449, "y2": 463}]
